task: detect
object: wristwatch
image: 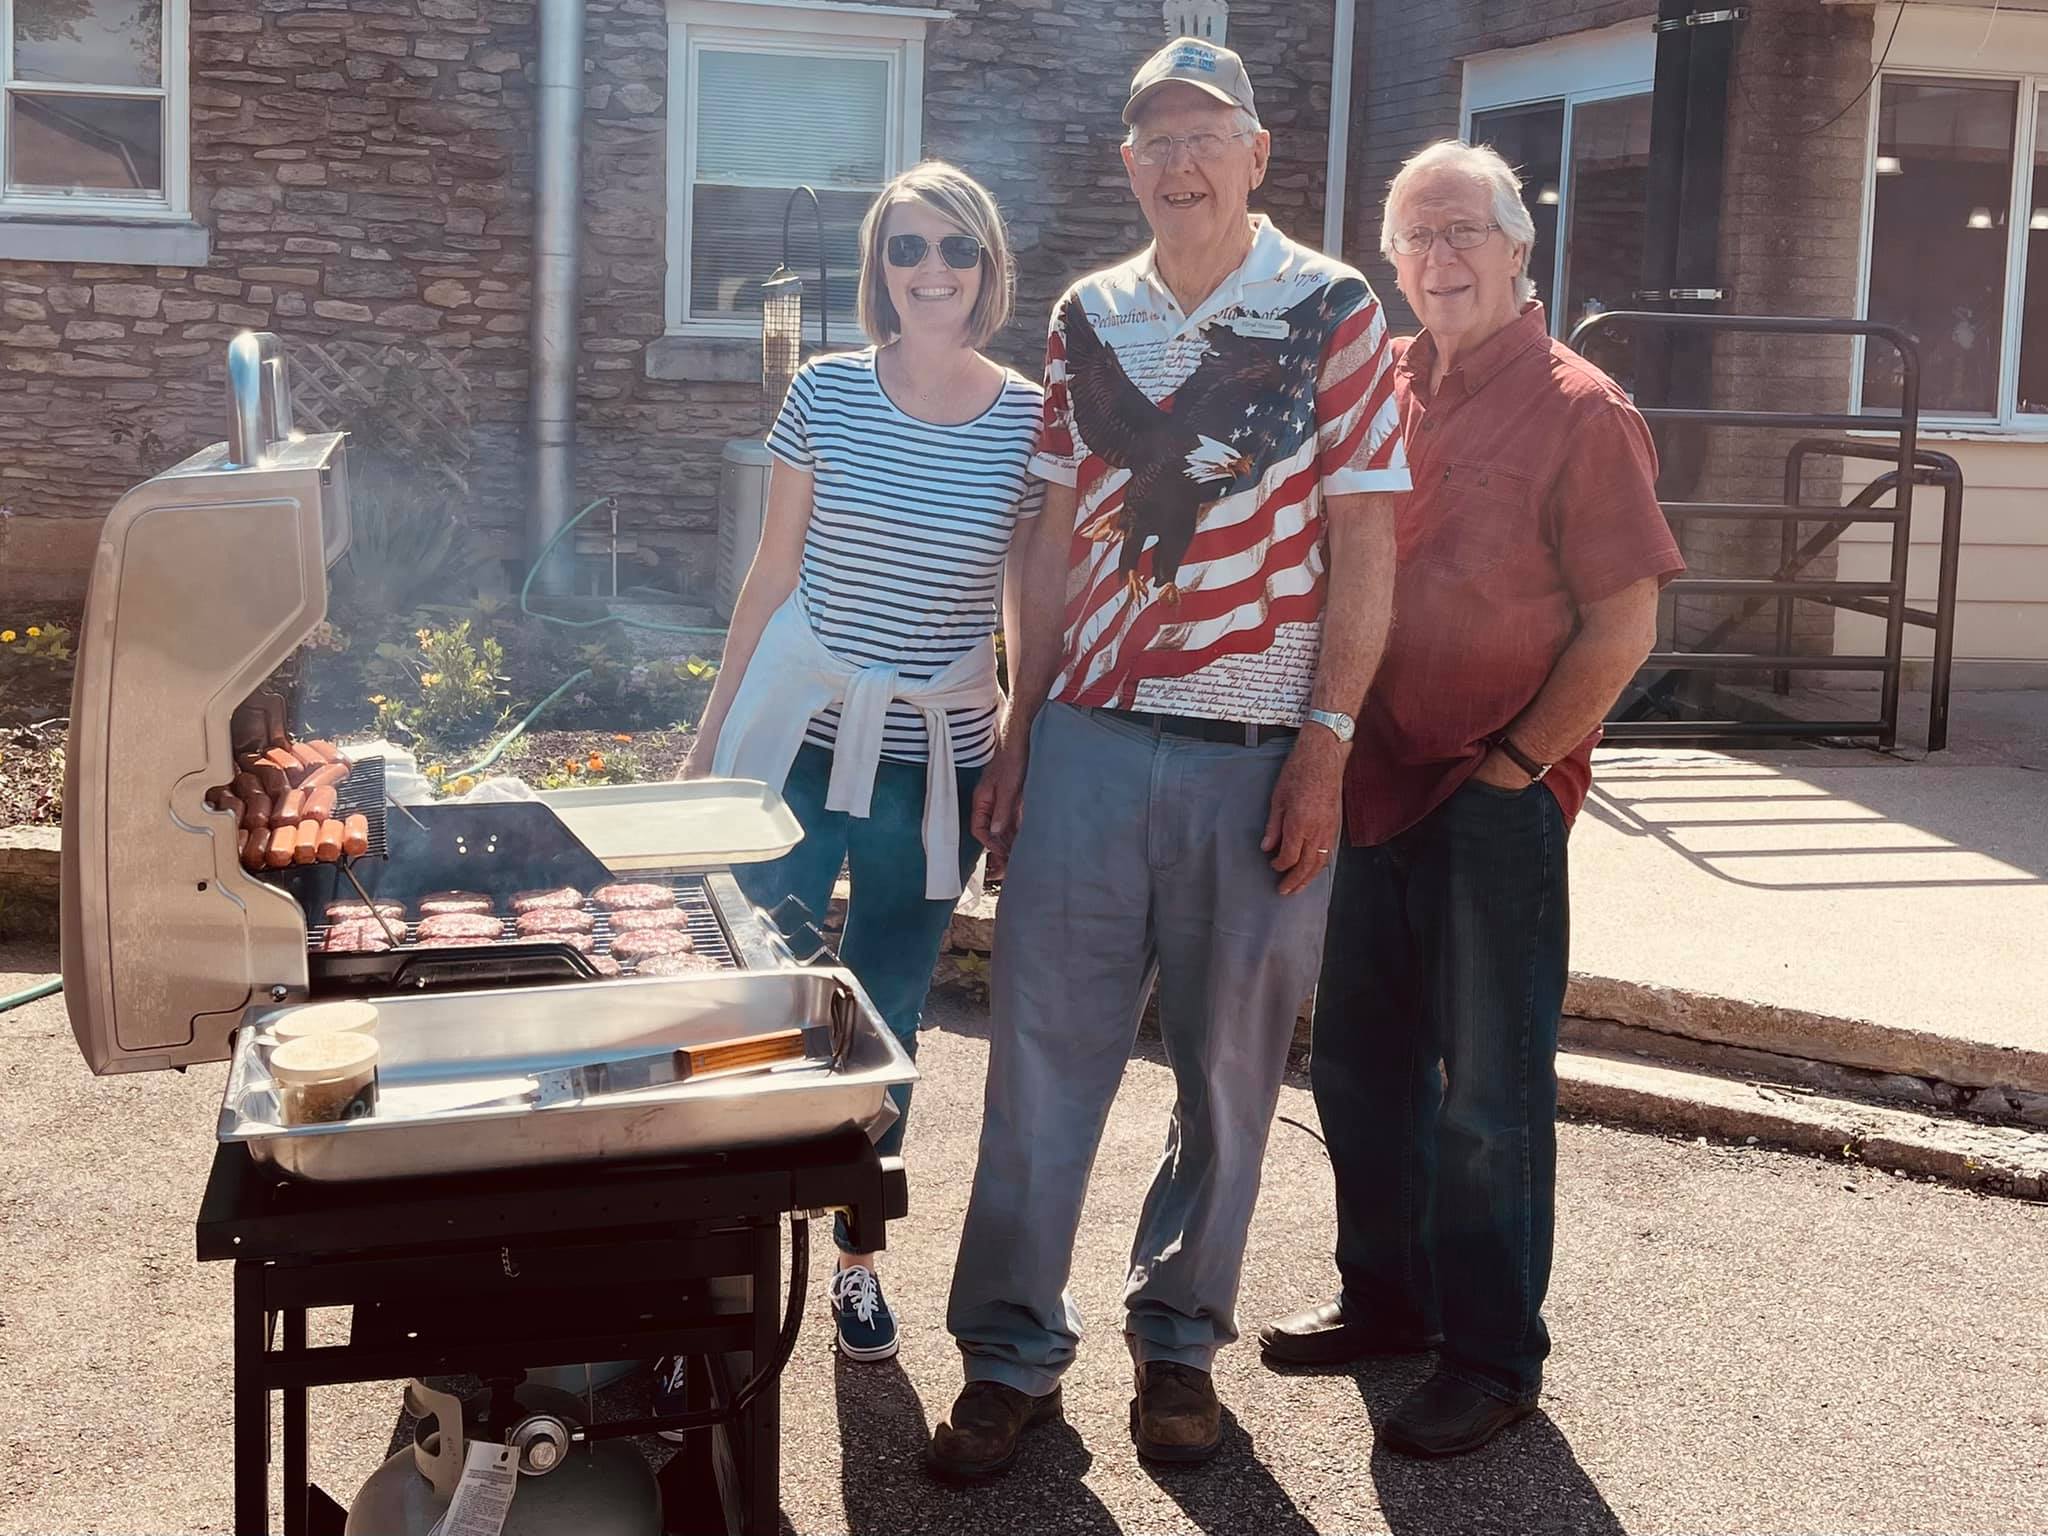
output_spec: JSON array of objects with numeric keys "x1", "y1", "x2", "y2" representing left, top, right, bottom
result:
[
  {"x1": 1491, "y1": 733, "x2": 1551, "y2": 782},
  {"x1": 1305, "y1": 708, "x2": 1356, "y2": 743}
]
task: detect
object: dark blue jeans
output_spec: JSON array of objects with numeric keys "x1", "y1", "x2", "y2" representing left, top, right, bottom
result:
[
  {"x1": 1310, "y1": 776, "x2": 1569, "y2": 1404},
  {"x1": 736, "y1": 742, "x2": 983, "y2": 1251}
]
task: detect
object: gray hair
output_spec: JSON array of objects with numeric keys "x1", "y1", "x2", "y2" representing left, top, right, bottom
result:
[
  {"x1": 1381, "y1": 140, "x2": 1538, "y2": 307},
  {"x1": 1124, "y1": 104, "x2": 1262, "y2": 145}
]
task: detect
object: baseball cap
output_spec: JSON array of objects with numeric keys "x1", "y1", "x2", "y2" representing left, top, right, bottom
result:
[{"x1": 1123, "y1": 36, "x2": 1259, "y2": 125}]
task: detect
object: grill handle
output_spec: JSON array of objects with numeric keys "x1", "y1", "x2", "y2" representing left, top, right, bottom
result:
[
  {"x1": 763, "y1": 894, "x2": 833, "y2": 966},
  {"x1": 226, "y1": 330, "x2": 298, "y2": 468}
]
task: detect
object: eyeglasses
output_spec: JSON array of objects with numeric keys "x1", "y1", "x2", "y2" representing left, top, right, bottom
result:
[
  {"x1": 885, "y1": 233, "x2": 985, "y2": 270},
  {"x1": 1129, "y1": 128, "x2": 1253, "y2": 167},
  {"x1": 1388, "y1": 221, "x2": 1502, "y2": 256}
]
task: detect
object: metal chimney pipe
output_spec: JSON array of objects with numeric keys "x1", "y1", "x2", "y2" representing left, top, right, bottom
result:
[{"x1": 527, "y1": 0, "x2": 586, "y2": 594}]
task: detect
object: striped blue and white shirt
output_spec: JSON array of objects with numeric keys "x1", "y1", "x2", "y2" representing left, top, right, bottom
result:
[{"x1": 767, "y1": 348, "x2": 1044, "y2": 767}]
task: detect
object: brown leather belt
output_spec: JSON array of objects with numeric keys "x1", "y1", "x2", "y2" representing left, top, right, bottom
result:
[{"x1": 1094, "y1": 707, "x2": 1298, "y2": 748}]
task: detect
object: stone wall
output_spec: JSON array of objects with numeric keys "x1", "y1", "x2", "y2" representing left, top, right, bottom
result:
[{"x1": 0, "y1": 0, "x2": 1335, "y2": 606}]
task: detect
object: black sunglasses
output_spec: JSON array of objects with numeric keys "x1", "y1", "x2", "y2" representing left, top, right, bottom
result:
[{"x1": 885, "y1": 233, "x2": 984, "y2": 270}]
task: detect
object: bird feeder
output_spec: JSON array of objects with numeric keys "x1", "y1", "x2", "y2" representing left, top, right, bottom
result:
[{"x1": 761, "y1": 185, "x2": 829, "y2": 405}]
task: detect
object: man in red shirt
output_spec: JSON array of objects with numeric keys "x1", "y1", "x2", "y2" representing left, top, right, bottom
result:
[{"x1": 1259, "y1": 141, "x2": 1683, "y2": 1457}]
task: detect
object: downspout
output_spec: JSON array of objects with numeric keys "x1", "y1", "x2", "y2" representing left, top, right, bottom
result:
[
  {"x1": 527, "y1": 0, "x2": 586, "y2": 595},
  {"x1": 1323, "y1": 0, "x2": 1357, "y2": 257}
]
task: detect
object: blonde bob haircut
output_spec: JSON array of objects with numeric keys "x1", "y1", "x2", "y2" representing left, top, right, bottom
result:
[{"x1": 856, "y1": 161, "x2": 1015, "y2": 349}]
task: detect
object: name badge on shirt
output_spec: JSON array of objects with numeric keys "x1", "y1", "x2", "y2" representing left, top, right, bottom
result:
[{"x1": 1218, "y1": 314, "x2": 1290, "y2": 339}]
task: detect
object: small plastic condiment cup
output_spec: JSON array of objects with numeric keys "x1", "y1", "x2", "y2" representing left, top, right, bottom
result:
[
  {"x1": 270, "y1": 1000, "x2": 380, "y2": 1044},
  {"x1": 271, "y1": 1031, "x2": 381, "y2": 1125}
]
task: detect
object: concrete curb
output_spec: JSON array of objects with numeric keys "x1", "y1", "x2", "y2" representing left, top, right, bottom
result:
[
  {"x1": 0, "y1": 826, "x2": 60, "y2": 941},
  {"x1": 1558, "y1": 1049, "x2": 2048, "y2": 1201}
]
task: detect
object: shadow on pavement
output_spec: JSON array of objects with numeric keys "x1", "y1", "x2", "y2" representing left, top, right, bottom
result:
[
  {"x1": 834, "y1": 1355, "x2": 1122, "y2": 1536},
  {"x1": 1350, "y1": 1363, "x2": 1628, "y2": 1536},
  {"x1": 1138, "y1": 1406, "x2": 1325, "y2": 1535}
]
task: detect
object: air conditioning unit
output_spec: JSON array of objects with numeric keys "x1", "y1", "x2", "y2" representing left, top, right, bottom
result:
[{"x1": 716, "y1": 438, "x2": 772, "y2": 621}]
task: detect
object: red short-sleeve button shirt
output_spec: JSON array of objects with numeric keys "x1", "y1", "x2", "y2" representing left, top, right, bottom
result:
[{"x1": 1345, "y1": 304, "x2": 1685, "y2": 847}]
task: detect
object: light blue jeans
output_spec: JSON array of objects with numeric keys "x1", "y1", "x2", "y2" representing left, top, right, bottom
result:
[{"x1": 736, "y1": 741, "x2": 983, "y2": 1251}]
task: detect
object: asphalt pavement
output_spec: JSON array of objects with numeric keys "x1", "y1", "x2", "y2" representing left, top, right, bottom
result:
[{"x1": 3, "y1": 943, "x2": 2045, "y2": 1535}]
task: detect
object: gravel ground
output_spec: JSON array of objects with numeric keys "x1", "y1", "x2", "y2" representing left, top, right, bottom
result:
[{"x1": 3, "y1": 943, "x2": 2045, "y2": 1535}]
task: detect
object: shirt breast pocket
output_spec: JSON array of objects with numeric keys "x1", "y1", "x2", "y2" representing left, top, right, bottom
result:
[{"x1": 1413, "y1": 460, "x2": 1535, "y2": 580}]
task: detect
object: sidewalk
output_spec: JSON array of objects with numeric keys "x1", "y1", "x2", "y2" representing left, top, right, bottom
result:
[{"x1": 1567, "y1": 690, "x2": 2048, "y2": 1101}]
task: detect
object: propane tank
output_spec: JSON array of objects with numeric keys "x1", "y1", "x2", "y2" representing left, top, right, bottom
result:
[{"x1": 345, "y1": 1378, "x2": 661, "y2": 1536}]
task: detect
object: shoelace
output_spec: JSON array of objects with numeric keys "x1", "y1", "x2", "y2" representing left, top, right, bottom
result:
[{"x1": 832, "y1": 1265, "x2": 881, "y2": 1326}]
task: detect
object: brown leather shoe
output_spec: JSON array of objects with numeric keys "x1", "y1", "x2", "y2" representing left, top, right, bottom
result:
[
  {"x1": 1129, "y1": 1361, "x2": 1223, "y2": 1465},
  {"x1": 1258, "y1": 1298, "x2": 1444, "y2": 1366},
  {"x1": 924, "y1": 1381, "x2": 1063, "y2": 1483}
]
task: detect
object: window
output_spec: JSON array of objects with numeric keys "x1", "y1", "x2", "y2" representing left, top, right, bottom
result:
[
  {"x1": 2, "y1": 0, "x2": 186, "y2": 217},
  {"x1": 1860, "y1": 75, "x2": 2048, "y2": 423},
  {"x1": 1463, "y1": 22, "x2": 1654, "y2": 380},
  {"x1": 665, "y1": 0, "x2": 932, "y2": 338}
]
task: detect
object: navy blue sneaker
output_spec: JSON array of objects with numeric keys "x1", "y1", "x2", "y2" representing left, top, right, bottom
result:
[
  {"x1": 652, "y1": 1354, "x2": 692, "y2": 1442},
  {"x1": 830, "y1": 1264, "x2": 899, "y2": 1361}
]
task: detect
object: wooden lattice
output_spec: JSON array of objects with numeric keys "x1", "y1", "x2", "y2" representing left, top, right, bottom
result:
[{"x1": 290, "y1": 340, "x2": 474, "y2": 494}]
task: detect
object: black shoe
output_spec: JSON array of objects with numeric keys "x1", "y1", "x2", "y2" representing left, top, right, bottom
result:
[
  {"x1": 924, "y1": 1381, "x2": 1063, "y2": 1483},
  {"x1": 1382, "y1": 1369, "x2": 1536, "y2": 1458},
  {"x1": 1258, "y1": 1299, "x2": 1442, "y2": 1366}
]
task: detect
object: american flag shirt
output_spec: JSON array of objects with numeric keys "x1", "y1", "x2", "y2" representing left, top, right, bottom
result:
[{"x1": 1030, "y1": 215, "x2": 1410, "y2": 725}]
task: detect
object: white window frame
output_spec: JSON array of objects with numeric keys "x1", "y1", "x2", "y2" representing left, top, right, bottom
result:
[
  {"x1": 663, "y1": 0, "x2": 939, "y2": 338},
  {"x1": 1852, "y1": 6, "x2": 2048, "y2": 434},
  {"x1": 0, "y1": 0, "x2": 190, "y2": 223},
  {"x1": 1460, "y1": 20, "x2": 1655, "y2": 342}
]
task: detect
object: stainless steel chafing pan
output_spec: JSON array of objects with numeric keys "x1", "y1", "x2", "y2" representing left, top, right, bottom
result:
[{"x1": 218, "y1": 967, "x2": 915, "y2": 1182}]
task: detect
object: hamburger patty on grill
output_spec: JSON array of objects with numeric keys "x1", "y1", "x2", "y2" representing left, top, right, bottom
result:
[
  {"x1": 418, "y1": 890, "x2": 493, "y2": 917},
  {"x1": 511, "y1": 886, "x2": 584, "y2": 913},
  {"x1": 609, "y1": 907, "x2": 687, "y2": 933},
  {"x1": 608, "y1": 927, "x2": 696, "y2": 961},
  {"x1": 324, "y1": 900, "x2": 406, "y2": 925},
  {"x1": 416, "y1": 912, "x2": 503, "y2": 942},
  {"x1": 592, "y1": 882, "x2": 675, "y2": 911},
  {"x1": 323, "y1": 920, "x2": 395, "y2": 954},
  {"x1": 515, "y1": 907, "x2": 595, "y2": 937},
  {"x1": 587, "y1": 955, "x2": 623, "y2": 978}
]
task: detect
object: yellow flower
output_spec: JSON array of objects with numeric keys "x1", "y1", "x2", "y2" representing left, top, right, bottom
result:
[
  {"x1": 449, "y1": 775, "x2": 477, "y2": 794},
  {"x1": 425, "y1": 762, "x2": 445, "y2": 779},
  {"x1": 368, "y1": 694, "x2": 387, "y2": 706},
  {"x1": 0, "y1": 631, "x2": 14, "y2": 643},
  {"x1": 420, "y1": 672, "x2": 442, "y2": 688},
  {"x1": 25, "y1": 626, "x2": 40, "y2": 638},
  {"x1": 416, "y1": 628, "x2": 432, "y2": 647}
]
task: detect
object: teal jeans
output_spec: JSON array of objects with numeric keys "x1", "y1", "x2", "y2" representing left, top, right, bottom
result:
[{"x1": 735, "y1": 742, "x2": 982, "y2": 1250}]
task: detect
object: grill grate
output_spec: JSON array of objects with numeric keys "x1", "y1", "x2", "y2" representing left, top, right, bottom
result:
[
  {"x1": 334, "y1": 754, "x2": 388, "y2": 860},
  {"x1": 303, "y1": 874, "x2": 738, "y2": 979}
]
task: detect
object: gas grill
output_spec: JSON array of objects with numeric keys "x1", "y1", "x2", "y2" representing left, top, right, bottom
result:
[{"x1": 58, "y1": 333, "x2": 913, "y2": 1534}]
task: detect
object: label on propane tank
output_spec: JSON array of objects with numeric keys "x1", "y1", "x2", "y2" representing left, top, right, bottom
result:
[{"x1": 427, "y1": 1441, "x2": 516, "y2": 1536}]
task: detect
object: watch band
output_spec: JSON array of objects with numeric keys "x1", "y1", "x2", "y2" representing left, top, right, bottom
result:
[
  {"x1": 1493, "y1": 734, "x2": 1551, "y2": 782},
  {"x1": 1305, "y1": 708, "x2": 1355, "y2": 743}
]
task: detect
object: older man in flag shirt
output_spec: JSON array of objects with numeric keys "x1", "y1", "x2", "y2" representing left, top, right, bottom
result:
[{"x1": 928, "y1": 37, "x2": 1408, "y2": 1482}]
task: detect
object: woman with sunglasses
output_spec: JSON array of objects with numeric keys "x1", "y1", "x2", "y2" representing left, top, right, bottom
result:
[{"x1": 681, "y1": 161, "x2": 1043, "y2": 1363}]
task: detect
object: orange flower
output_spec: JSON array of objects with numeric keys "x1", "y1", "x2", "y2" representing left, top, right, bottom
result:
[
  {"x1": 587, "y1": 753, "x2": 605, "y2": 772},
  {"x1": 612, "y1": 733, "x2": 632, "y2": 743}
]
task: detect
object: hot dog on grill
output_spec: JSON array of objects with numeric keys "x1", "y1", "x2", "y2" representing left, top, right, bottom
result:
[
  {"x1": 293, "y1": 819, "x2": 321, "y2": 865},
  {"x1": 264, "y1": 826, "x2": 298, "y2": 869},
  {"x1": 241, "y1": 829, "x2": 268, "y2": 871},
  {"x1": 263, "y1": 748, "x2": 309, "y2": 788},
  {"x1": 253, "y1": 762, "x2": 290, "y2": 797},
  {"x1": 303, "y1": 762, "x2": 348, "y2": 793},
  {"x1": 213, "y1": 790, "x2": 244, "y2": 824},
  {"x1": 306, "y1": 740, "x2": 342, "y2": 765},
  {"x1": 341, "y1": 814, "x2": 369, "y2": 859},
  {"x1": 272, "y1": 788, "x2": 306, "y2": 829},
  {"x1": 302, "y1": 784, "x2": 338, "y2": 824},
  {"x1": 315, "y1": 820, "x2": 344, "y2": 862},
  {"x1": 240, "y1": 792, "x2": 272, "y2": 831},
  {"x1": 289, "y1": 743, "x2": 327, "y2": 772},
  {"x1": 233, "y1": 771, "x2": 265, "y2": 800}
]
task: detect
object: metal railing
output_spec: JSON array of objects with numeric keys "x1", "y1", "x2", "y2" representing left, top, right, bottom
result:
[{"x1": 1567, "y1": 311, "x2": 1963, "y2": 752}]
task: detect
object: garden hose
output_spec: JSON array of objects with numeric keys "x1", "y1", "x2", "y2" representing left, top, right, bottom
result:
[
  {"x1": 0, "y1": 977, "x2": 61, "y2": 1015},
  {"x1": 520, "y1": 495, "x2": 731, "y2": 638},
  {"x1": 453, "y1": 667, "x2": 593, "y2": 780}
]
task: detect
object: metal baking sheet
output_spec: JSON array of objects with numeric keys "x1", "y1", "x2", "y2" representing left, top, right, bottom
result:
[
  {"x1": 217, "y1": 967, "x2": 913, "y2": 1182},
  {"x1": 531, "y1": 778, "x2": 802, "y2": 872}
]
